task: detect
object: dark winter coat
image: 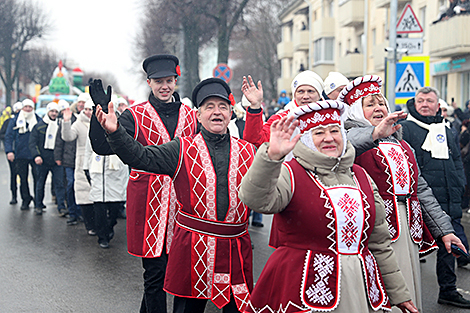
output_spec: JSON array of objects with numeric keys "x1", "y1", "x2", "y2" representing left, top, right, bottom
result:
[
  {"x1": 54, "y1": 114, "x2": 77, "y2": 168},
  {"x1": 29, "y1": 119, "x2": 56, "y2": 166},
  {"x1": 4, "y1": 113, "x2": 40, "y2": 159},
  {"x1": 400, "y1": 98, "x2": 466, "y2": 219}
]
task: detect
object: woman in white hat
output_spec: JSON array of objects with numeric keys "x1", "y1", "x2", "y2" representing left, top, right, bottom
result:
[
  {"x1": 241, "y1": 70, "x2": 324, "y2": 148},
  {"x1": 239, "y1": 100, "x2": 417, "y2": 313},
  {"x1": 341, "y1": 75, "x2": 465, "y2": 312}
]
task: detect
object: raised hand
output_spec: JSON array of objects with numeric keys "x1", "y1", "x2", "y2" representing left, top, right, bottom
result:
[
  {"x1": 372, "y1": 111, "x2": 407, "y2": 141},
  {"x1": 63, "y1": 107, "x2": 72, "y2": 122},
  {"x1": 241, "y1": 75, "x2": 263, "y2": 109},
  {"x1": 89, "y1": 79, "x2": 112, "y2": 113},
  {"x1": 267, "y1": 115, "x2": 301, "y2": 161},
  {"x1": 96, "y1": 102, "x2": 118, "y2": 133}
]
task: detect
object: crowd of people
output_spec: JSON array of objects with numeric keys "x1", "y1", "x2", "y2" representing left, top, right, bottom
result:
[
  {"x1": 1, "y1": 92, "x2": 129, "y2": 249},
  {"x1": 3, "y1": 53, "x2": 470, "y2": 313}
]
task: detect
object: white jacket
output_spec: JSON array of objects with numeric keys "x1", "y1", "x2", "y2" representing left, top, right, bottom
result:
[{"x1": 84, "y1": 138, "x2": 128, "y2": 202}]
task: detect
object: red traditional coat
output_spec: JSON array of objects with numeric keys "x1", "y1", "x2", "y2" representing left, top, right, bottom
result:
[
  {"x1": 164, "y1": 133, "x2": 256, "y2": 311},
  {"x1": 247, "y1": 160, "x2": 392, "y2": 313},
  {"x1": 126, "y1": 102, "x2": 197, "y2": 257},
  {"x1": 355, "y1": 139, "x2": 437, "y2": 255}
]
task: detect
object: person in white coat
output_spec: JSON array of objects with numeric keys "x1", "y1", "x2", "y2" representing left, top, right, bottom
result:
[
  {"x1": 61, "y1": 100, "x2": 95, "y2": 234},
  {"x1": 84, "y1": 137, "x2": 128, "y2": 248}
]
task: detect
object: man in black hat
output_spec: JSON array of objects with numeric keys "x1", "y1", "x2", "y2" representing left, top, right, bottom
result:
[
  {"x1": 89, "y1": 55, "x2": 197, "y2": 313},
  {"x1": 95, "y1": 78, "x2": 256, "y2": 313}
]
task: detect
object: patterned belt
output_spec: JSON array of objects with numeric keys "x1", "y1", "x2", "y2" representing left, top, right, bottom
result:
[
  {"x1": 396, "y1": 193, "x2": 411, "y2": 203},
  {"x1": 176, "y1": 211, "x2": 248, "y2": 238}
]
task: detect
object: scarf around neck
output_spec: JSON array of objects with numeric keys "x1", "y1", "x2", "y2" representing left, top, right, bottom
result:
[
  {"x1": 43, "y1": 114, "x2": 58, "y2": 150},
  {"x1": 406, "y1": 113, "x2": 449, "y2": 159},
  {"x1": 15, "y1": 110, "x2": 37, "y2": 134}
]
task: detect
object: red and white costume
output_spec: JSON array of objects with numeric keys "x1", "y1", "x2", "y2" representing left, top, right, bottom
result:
[
  {"x1": 239, "y1": 100, "x2": 411, "y2": 313},
  {"x1": 126, "y1": 102, "x2": 197, "y2": 257},
  {"x1": 247, "y1": 160, "x2": 391, "y2": 313},
  {"x1": 163, "y1": 133, "x2": 256, "y2": 311}
]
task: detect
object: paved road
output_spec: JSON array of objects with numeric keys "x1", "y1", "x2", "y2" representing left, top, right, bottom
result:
[{"x1": 1, "y1": 151, "x2": 470, "y2": 312}]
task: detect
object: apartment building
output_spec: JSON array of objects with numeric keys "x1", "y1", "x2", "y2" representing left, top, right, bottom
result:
[{"x1": 277, "y1": 0, "x2": 470, "y2": 106}]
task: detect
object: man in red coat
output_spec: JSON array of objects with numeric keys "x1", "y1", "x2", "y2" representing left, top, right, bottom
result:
[
  {"x1": 96, "y1": 78, "x2": 256, "y2": 313},
  {"x1": 89, "y1": 55, "x2": 197, "y2": 313}
]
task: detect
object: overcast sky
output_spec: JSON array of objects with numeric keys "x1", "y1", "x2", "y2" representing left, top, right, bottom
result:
[{"x1": 38, "y1": 0, "x2": 148, "y2": 102}]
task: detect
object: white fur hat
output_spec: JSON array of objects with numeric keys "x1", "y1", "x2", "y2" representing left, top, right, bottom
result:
[
  {"x1": 13, "y1": 101, "x2": 23, "y2": 112},
  {"x1": 291, "y1": 70, "x2": 324, "y2": 98},
  {"x1": 58, "y1": 99, "x2": 70, "y2": 111},
  {"x1": 439, "y1": 99, "x2": 454, "y2": 116},
  {"x1": 22, "y1": 99, "x2": 35, "y2": 108},
  {"x1": 324, "y1": 72, "x2": 349, "y2": 95},
  {"x1": 46, "y1": 102, "x2": 59, "y2": 112},
  {"x1": 77, "y1": 93, "x2": 91, "y2": 103},
  {"x1": 84, "y1": 99, "x2": 94, "y2": 109}
]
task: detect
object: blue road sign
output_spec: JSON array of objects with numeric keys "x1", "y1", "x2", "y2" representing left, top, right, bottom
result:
[
  {"x1": 213, "y1": 63, "x2": 233, "y2": 83},
  {"x1": 395, "y1": 61, "x2": 425, "y2": 99}
]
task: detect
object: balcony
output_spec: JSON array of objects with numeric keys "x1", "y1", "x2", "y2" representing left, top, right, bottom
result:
[
  {"x1": 293, "y1": 30, "x2": 309, "y2": 51},
  {"x1": 375, "y1": 0, "x2": 408, "y2": 8},
  {"x1": 338, "y1": 0, "x2": 364, "y2": 28},
  {"x1": 337, "y1": 53, "x2": 364, "y2": 77},
  {"x1": 429, "y1": 15, "x2": 470, "y2": 58},
  {"x1": 277, "y1": 41, "x2": 293, "y2": 59},
  {"x1": 312, "y1": 63, "x2": 335, "y2": 79},
  {"x1": 372, "y1": 42, "x2": 388, "y2": 71},
  {"x1": 313, "y1": 17, "x2": 335, "y2": 40}
]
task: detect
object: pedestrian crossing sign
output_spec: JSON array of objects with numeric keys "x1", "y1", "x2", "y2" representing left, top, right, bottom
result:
[{"x1": 395, "y1": 56, "x2": 430, "y2": 104}]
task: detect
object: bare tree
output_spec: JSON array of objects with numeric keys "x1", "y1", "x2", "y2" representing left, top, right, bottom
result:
[
  {"x1": 207, "y1": 0, "x2": 251, "y2": 64},
  {"x1": 231, "y1": 0, "x2": 286, "y2": 102},
  {"x1": 134, "y1": 0, "x2": 216, "y2": 97},
  {"x1": 0, "y1": 0, "x2": 51, "y2": 106},
  {"x1": 20, "y1": 47, "x2": 61, "y2": 87}
]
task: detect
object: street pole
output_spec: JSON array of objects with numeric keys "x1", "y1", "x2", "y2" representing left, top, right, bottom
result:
[
  {"x1": 363, "y1": 0, "x2": 368, "y2": 75},
  {"x1": 388, "y1": 0, "x2": 398, "y2": 109}
]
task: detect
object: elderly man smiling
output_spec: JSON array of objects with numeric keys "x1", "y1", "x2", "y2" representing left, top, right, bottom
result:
[{"x1": 95, "y1": 78, "x2": 257, "y2": 313}]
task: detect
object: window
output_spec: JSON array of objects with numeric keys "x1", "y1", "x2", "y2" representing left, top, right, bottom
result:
[
  {"x1": 462, "y1": 72, "x2": 470, "y2": 107},
  {"x1": 434, "y1": 75, "x2": 448, "y2": 102},
  {"x1": 420, "y1": 6, "x2": 426, "y2": 37},
  {"x1": 314, "y1": 37, "x2": 335, "y2": 64},
  {"x1": 372, "y1": 28, "x2": 376, "y2": 45},
  {"x1": 328, "y1": 0, "x2": 334, "y2": 17}
]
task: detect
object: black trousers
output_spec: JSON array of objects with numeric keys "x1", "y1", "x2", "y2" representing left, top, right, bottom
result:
[
  {"x1": 173, "y1": 296, "x2": 240, "y2": 313},
  {"x1": 140, "y1": 254, "x2": 168, "y2": 313},
  {"x1": 15, "y1": 158, "x2": 37, "y2": 203},
  {"x1": 8, "y1": 159, "x2": 17, "y2": 194},
  {"x1": 93, "y1": 201, "x2": 120, "y2": 244},
  {"x1": 79, "y1": 203, "x2": 95, "y2": 231}
]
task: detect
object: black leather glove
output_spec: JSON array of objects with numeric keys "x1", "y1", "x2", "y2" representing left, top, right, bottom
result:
[
  {"x1": 84, "y1": 169, "x2": 92, "y2": 185},
  {"x1": 89, "y1": 79, "x2": 112, "y2": 113}
]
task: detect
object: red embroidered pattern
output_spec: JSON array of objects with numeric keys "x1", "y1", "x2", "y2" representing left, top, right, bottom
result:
[
  {"x1": 337, "y1": 194, "x2": 360, "y2": 248},
  {"x1": 388, "y1": 147, "x2": 408, "y2": 189}
]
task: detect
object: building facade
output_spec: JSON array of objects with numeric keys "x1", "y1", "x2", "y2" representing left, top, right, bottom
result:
[{"x1": 277, "y1": 0, "x2": 470, "y2": 107}]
